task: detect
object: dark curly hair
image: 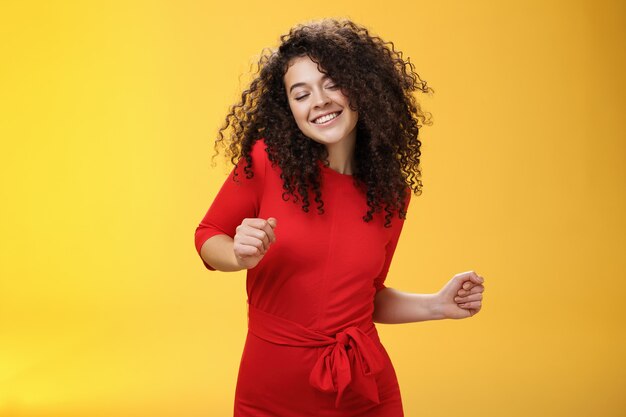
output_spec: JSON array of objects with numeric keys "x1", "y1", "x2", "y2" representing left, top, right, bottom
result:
[{"x1": 214, "y1": 18, "x2": 433, "y2": 226}]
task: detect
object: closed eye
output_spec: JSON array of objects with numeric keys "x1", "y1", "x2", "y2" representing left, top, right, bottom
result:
[{"x1": 295, "y1": 94, "x2": 309, "y2": 101}]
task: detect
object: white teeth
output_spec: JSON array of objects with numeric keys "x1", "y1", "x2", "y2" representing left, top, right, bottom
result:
[{"x1": 313, "y1": 112, "x2": 340, "y2": 124}]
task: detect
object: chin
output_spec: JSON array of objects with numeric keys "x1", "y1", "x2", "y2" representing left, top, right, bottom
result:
[{"x1": 307, "y1": 136, "x2": 344, "y2": 146}]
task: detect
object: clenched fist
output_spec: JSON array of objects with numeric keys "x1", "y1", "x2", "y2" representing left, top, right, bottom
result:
[
  {"x1": 233, "y1": 217, "x2": 278, "y2": 269},
  {"x1": 437, "y1": 270, "x2": 485, "y2": 319}
]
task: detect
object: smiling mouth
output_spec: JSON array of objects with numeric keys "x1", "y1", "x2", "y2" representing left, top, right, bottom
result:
[{"x1": 312, "y1": 111, "x2": 342, "y2": 125}]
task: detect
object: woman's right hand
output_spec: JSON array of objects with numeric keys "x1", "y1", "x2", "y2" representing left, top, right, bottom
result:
[{"x1": 233, "y1": 217, "x2": 278, "y2": 269}]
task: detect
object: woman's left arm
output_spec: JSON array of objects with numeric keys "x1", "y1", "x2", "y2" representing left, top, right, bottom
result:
[{"x1": 373, "y1": 271, "x2": 485, "y2": 324}]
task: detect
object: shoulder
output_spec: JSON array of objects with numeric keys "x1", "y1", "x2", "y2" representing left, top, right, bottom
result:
[
  {"x1": 387, "y1": 187, "x2": 412, "y2": 229},
  {"x1": 234, "y1": 138, "x2": 270, "y2": 180},
  {"x1": 246, "y1": 138, "x2": 270, "y2": 168},
  {"x1": 249, "y1": 137, "x2": 283, "y2": 176},
  {"x1": 251, "y1": 137, "x2": 268, "y2": 157}
]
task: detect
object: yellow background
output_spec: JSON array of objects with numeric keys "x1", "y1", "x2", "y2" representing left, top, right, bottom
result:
[{"x1": 1, "y1": 0, "x2": 625, "y2": 416}]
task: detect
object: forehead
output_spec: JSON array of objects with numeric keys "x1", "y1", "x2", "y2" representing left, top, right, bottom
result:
[{"x1": 284, "y1": 56, "x2": 328, "y2": 86}]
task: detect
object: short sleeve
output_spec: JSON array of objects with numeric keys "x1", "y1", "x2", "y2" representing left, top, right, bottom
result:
[
  {"x1": 373, "y1": 191, "x2": 411, "y2": 292},
  {"x1": 194, "y1": 140, "x2": 268, "y2": 270}
]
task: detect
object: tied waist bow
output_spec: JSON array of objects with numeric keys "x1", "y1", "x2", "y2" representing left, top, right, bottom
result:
[{"x1": 247, "y1": 302, "x2": 385, "y2": 408}]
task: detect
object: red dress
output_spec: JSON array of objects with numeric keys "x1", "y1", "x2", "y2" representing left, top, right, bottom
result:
[{"x1": 195, "y1": 139, "x2": 409, "y2": 416}]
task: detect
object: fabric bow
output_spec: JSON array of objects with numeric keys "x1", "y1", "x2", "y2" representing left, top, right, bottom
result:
[{"x1": 309, "y1": 326, "x2": 384, "y2": 407}]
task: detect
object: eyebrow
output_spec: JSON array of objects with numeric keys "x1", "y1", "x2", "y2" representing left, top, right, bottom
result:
[{"x1": 288, "y1": 75, "x2": 330, "y2": 93}]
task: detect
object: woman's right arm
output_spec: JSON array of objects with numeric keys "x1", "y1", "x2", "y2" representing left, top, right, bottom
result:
[{"x1": 194, "y1": 139, "x2": 273, "y2": 272}]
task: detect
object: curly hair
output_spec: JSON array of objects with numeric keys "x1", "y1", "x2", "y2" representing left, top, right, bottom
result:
[{"x1": 214, "y1": 18, "x2": 433, "y2": 226}]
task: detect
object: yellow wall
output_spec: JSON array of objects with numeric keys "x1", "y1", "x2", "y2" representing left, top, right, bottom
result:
[{"x1": 1, "y1": 0, "x2": 624, "y2": 416}]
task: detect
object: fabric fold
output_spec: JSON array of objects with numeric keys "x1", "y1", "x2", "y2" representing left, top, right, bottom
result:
[{"x1": 247, "y1": 302, "x2": 385, "y2": 408}]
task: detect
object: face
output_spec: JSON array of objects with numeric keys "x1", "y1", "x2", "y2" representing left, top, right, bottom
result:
[{"x1": 283, "y1": 56, "x2": 358, "y2": 149}]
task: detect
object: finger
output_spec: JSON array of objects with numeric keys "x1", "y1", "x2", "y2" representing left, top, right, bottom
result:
[
  {"x1": 456, "y1": 288, "x2": 470, "y2": 297},
  {"x1": 234, "y1": 242, "x2": 261, "y2": 257},
  {"x1": 263, "y1": 220, "x2": 277, "y2": 243},
  {"x1": 456, "y1": 270, "x2": 477, "y2": 280},
  {"x1": 454, "y1": 293, "x2": 483, "y2": 303},
  {"x1": 457, "y1": 271, "x2": 484, "y2": 285},
  {"x1": 236, "y1": 235, "x2": 266, "y2": 255},
  {"x1": 471, "y1": 273, "x2": 485, "y2": 285},
  {"x1": 458, "y1": 300, "x2": 482, "y2": 309},
  {"x1": 462, "y1": 281, "x2": 472, "y2": 290},
  {"x1": 468, "y1": 305, "x2": 482, "y2": 316},
  {"x1": 454, "y1": 293, "x2": 482, "y2": 303},
  {"x1": 239, "y1": 225, "x2": 270, "y2": 251},
  {"x1": 459, "y1": 285, "x2": 484, "y2": 296},
  {"x1": 242, "y1": 218, "x2": 275, "y2": 247},
  {"x1": 257, "y1": 229, "x2": 271, "y2": 251},
  {"x1": 242, "y1": 218, "x2": 271, "y2": 230},
  {"x1": 470, "y1": 285, "x2": 485, "y2": 294}
]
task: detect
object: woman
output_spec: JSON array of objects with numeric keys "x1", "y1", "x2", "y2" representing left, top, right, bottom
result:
[{"x1": 195, "y1": 18, "x2": 485, "y2": 417}]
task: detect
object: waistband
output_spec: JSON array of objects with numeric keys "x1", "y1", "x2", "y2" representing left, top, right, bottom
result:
[{"x1": 247, "y1": 302, "x2": 385, "y2": 408}]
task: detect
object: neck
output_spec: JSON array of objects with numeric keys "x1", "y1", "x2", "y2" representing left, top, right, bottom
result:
[{"x1": 325, "y1": 134, "x2": 357, "y2": 175}]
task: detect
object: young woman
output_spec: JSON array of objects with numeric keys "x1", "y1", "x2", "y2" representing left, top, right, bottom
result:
[{"x1": 194, "y1": 18, "x2": 485, "y2": 417}]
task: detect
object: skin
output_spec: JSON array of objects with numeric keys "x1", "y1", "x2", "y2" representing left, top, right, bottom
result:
[{"x1": 200, "y1": 56, "x2": 485, "y2": 322}]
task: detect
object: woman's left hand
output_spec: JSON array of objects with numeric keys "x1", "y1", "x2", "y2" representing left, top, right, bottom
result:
[{"x1": 436, "y1": 271, "x2": 485, "y2": 319}]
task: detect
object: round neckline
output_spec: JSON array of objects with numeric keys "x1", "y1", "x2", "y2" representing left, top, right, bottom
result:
[{"x1": 319, "y1": 162, "x2": 354, "y2": 179}]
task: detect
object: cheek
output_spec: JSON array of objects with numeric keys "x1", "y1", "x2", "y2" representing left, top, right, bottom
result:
[
  {"x1": 290, "y1": 105, "x2": 308, "y2": 126},
  {"x1": 336, "y1": 91, "x2": 352, "y2": 107},
  {"x1": 346, "y1": 110, "x2": 359, "y2": 128}
]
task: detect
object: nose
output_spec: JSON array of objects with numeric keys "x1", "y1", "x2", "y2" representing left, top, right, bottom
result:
[{"x1": 312, "y1": 89, "x2": 331, "y2": 107}]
